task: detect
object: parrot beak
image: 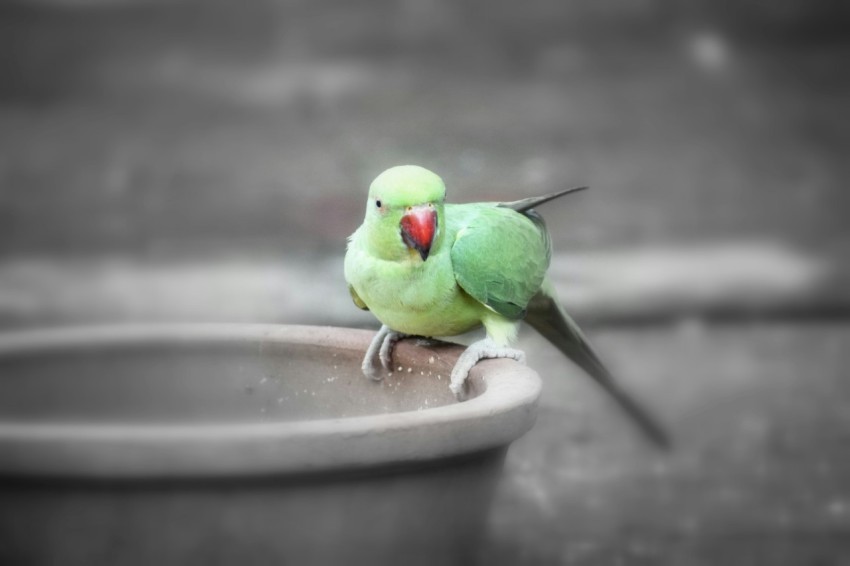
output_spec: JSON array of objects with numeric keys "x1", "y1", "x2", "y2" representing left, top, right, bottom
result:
[{"x1": 400, "y1": 205, "x2": 437, "y2": 261}]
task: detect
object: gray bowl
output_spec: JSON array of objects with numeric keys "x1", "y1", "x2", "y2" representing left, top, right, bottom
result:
[{"x1": 0, "y1": 324, "x2": 541, "y2": 565}]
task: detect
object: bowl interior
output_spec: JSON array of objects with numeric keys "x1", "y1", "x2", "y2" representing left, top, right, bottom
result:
[{"x1": 0, "y1": 332, "x2": 462, "y2": 425}]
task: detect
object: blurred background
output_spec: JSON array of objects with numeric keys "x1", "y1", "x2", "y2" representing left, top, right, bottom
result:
[{"x1": 1, "y1": 0, "x2": 849, "y2": 563}]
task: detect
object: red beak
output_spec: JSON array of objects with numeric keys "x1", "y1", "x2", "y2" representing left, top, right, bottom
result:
[{"x1": 400, "y1": 206, "x2": 437, "y2": 261}]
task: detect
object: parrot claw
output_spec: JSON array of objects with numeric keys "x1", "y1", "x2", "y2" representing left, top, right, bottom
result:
[
  {"x1": 449, "y1": 339, "x2": 527, "y2": 400},
  {"x1": 362, "y1": 325, "x2": 408, "y2": 380}
]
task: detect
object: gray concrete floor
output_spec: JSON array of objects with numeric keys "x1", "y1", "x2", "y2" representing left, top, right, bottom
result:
[{"x1": 483, "y1": 322, "x2": 850, "y2": 564}]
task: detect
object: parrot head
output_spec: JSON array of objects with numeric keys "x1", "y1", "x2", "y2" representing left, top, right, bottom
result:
[{"x1": 364, "y1": 165, "x2": 446, "y2": 261}]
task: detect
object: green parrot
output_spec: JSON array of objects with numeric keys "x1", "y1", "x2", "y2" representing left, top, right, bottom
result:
[{"x1": 344, "y1": 165, "x2": 668, "y2": 447}]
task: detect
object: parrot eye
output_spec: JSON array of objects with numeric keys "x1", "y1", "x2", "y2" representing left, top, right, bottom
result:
[{"x1": 375, "y1": 199, "x2": 382, "y2": 209}]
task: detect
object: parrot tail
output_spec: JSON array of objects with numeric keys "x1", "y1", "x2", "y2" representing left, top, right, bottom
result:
[
  {"x1": 499, "y1": 186, "x2": 588, "y2": 214},
  {"x1": 525, "y1": 280, "x2": 672, "y2": 449}
]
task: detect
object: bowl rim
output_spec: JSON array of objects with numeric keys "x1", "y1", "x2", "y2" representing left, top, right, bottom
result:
[{"x1": 0, "y1": 323, "x2": 541, "y2": 479}]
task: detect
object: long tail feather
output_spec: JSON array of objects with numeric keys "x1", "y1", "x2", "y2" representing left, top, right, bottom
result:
[
  {"x1": 525, "y1": 280, "x2": 671, "y2": 449},
  {"x1": 499, "y1": 186, "x2": 588, "y2": 214}
]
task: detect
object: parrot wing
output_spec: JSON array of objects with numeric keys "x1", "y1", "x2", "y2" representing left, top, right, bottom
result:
[
  {"x1": 448, "y1": 204, "x2": 550, "y2": 320},
  {"x1": 348, "y1": 284, "x2": 369, "y2": 311}
]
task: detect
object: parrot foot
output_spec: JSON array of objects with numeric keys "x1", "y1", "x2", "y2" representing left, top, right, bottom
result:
[
  {"x1": 449, "y1": 338, "x2": 527, "y2": 400},
  {"x1": 362, "y1": 324, "x2": 409, "y2": 380}
]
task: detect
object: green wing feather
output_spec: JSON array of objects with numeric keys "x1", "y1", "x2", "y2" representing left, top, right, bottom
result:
[
  {"x1": 446, "y1": 187, "x2": 585, "y2": 318},
  {"x1": 448, "y1": 204, "x2": 550, "y2": 319},
  {"x1": 348, "y1": 284, "x2": 369, "y2": 311}
]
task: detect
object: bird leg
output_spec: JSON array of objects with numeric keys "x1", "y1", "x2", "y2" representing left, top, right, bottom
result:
[
  {"x1": 362, "y1": 324, "x2": 409, "y2": 380},
  {"x1": 450, "y1": 338, "x2": 527, "y2": 400}
]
